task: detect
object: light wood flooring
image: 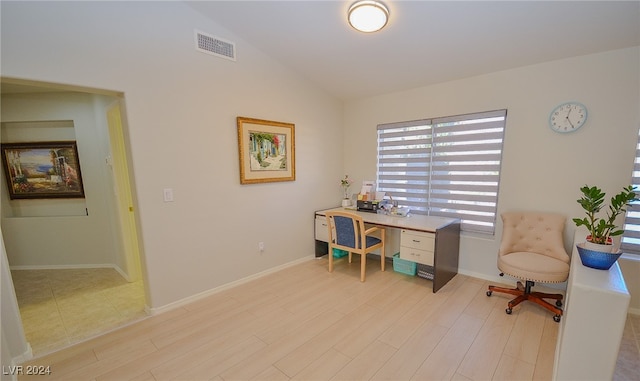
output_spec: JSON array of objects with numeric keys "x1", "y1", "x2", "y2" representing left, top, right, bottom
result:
[
  {"x1": 18, "y1": 256, "x2": 565, "y2": 381},
  {"x1": 615, "y1": 313, "x2": 640, "y2": 381}
]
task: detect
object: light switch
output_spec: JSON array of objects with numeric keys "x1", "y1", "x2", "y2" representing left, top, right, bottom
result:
[{"x1": 163, "y1": 188, "x2": 174, "y2": 202}]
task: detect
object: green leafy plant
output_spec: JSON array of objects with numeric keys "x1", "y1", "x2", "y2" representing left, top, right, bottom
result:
[
  {"x1": 340, "y1": 175, "x2": 353, "y2": 199},
  {"x1": 573, "y1": 185, "x2": 638, "y2": 245}
]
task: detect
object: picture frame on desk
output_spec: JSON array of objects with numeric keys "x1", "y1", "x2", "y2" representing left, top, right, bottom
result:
[{"x1": 237, "y1": 116, "x2": 295, "y2": 184}]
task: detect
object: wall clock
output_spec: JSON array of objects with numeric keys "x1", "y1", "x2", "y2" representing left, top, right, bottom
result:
[{"x1": 549, "y1": 102, "x2": 588, "y2": 133}]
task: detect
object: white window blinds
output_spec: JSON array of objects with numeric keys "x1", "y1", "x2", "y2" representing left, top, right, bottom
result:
[
  {"x1": 621, "y1": 129, "x2": 640, "y2": 255},
  {"x1": 377, "y1": 109, "x2": 507, "y2": 234}
]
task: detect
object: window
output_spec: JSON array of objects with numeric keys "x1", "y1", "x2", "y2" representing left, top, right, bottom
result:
[
  {"x1": 377, "y1": 109, "x2": 507, "y2": 234},
  {"x1": 621, "y1": 128, "x2": 640, "y2": 255}
]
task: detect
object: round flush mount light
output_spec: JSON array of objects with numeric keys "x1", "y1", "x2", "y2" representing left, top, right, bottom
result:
[{"x1": 348, "y1": 0, "x2": 389, "y2": 33}]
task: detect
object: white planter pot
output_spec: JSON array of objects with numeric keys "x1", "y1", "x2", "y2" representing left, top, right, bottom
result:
[
  {"x1": 583, "y1": 240, "x2": 616, "y2": 253},
  {"x1": 341, "y1": 199, "x2": 351, "y2": 207}
]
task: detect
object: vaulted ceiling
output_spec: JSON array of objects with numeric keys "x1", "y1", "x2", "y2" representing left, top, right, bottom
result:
[
  {"x1": 2, "y1": 1, "x2": 638, "y2": 99},
  {"x1": 187, "y1": 1, "x2": 640, "y2": 101}
]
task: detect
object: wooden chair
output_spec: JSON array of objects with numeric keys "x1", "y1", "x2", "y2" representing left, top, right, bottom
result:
[
  {"x1": 325, "y1": 210, "x2": 385, "y2": 282},
  {"x1": 487, "y1": 211, "x2": 570, "y2": 322}
]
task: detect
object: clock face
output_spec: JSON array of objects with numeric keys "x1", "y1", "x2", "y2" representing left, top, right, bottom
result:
[{"x1": 549, "y1": 102, "x2": 587, "y2": 133}]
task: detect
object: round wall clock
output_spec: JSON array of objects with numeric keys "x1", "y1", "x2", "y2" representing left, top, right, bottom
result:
[{"x1": 549, "y1": 102, "x2": 588, "y2": 133}]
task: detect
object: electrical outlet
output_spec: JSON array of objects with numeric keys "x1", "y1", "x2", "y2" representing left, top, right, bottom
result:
[
  {"x1": 163, "y1": 188, "x2": 174, "y2": 202},
  {"x1": 258, "y1": 242, "x2": 265, "y2": 252}
]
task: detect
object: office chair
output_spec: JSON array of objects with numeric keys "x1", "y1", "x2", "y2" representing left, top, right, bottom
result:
[
  {"x1": 325, "y1": 210, "x2": 385, "y2": 282},
  {"x1": 487, "y1": 211, "x2": 570, "y2": 322}
]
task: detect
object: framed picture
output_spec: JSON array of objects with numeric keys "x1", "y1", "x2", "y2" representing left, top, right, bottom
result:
[
  {"x1": 237, "y1": 117, "x2": 295, "y2": 184},
  {"x1": 1, "y1": 141, "x2": 85, "y2": 199}
]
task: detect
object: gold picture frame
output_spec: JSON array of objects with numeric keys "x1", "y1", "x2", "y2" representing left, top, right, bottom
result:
[{"x1": 237, "y1": 117, "x2": 295, "y2": 184}]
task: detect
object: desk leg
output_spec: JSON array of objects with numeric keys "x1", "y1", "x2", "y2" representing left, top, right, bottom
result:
[
  {"x1": 433, "y1": 222, "x2": 460, "y2": 292},
  {"x1": 315, "y1": 240, "x2": 328, "y2": 257}
]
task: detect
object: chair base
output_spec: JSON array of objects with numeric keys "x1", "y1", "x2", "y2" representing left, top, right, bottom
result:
[
  {"x1": 487, "y1": 280, "x2": 563, "y2": 322},
  {"x1": 330, "y1": 252, "x2": 385, "y2": 282}
]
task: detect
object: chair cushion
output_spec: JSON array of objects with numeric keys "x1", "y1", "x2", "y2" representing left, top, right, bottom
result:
[
  {"x1": 334, "y1": 216, "x2": 356, "y2": 248},
  {"x1": 500, "y1": 212, "x2": 569, "y2": 264},
  {"x1": 334, "y1": 215, "x2": 381, "y2": 249},
  {"x1": 498, "y1": 251, "x2": 570, "y2": 283},
  {"x1": 365, "y1": 236, "x2": 381, "y2": 248}
]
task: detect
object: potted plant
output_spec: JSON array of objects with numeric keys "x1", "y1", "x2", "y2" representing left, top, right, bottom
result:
[
  {"x1": 573, "y1": 184, "x2": 638, "y2": 269},
  {"x1": 340, "y1": 175, "x2": 353, "y2": 207}
]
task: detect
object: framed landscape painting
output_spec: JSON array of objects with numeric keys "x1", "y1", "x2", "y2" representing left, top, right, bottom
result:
[
  {"x1": 237, "y1": 117, "x2": 295, "y2": 184},
  {"x1": 1, "y1": 141, "x2": 85, "y2": 199}
]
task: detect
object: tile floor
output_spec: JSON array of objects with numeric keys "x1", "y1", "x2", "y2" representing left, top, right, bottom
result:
[{"x1": 11, "y1": 268, "x2": 147, "y2": 356}]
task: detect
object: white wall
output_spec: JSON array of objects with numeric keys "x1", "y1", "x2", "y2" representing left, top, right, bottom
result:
[
  {"x1": 1, "y1": 229, "x2": 30, "y2": 378},
  {"x1": 1, "y1": 93, "x2": 124, "y2": 270},
  {"x1": 619, "y1": 257, "x2": 640, "y2": 314},
  {"x1": 344, "y1": 47, "x2": 640, "y2": 294},
  {"x1": 0, "y1": 1, "x2": 343, "y2": 311}
]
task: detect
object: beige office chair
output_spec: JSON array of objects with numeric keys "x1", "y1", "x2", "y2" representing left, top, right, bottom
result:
[
  {"x1": 487, "y1": 211, "x2": 570, "y2": 322},
  {"x1": 325, "y1": 210, "x2": 385, "y2": 282}
]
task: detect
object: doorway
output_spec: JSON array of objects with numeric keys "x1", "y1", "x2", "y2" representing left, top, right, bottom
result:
[
  {"x1": 107, "y1": 102, "x2": 143, "y2": 282},
  {"x1": 0, "y1": 78, "x2": 147, "y2": 356}
]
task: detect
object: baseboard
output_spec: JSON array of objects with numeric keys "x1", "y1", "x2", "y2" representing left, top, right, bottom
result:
[
  {"x1": 148, "y1": 255, "x2": 315, "y2": 316},
  {"x1": 457, "y1": 269, "x2": 506, "y2": 284},
  {"x1": 9, "y1": 342, "x2": 33, "y2": 370},
  {"x1": 111, "y1": 265, "x2": 132, "y2": 282},
  {"x1": 628, "y1": 307, "x2": 640, "y2": 316},
  {"x1": 10, "y1": 263, "x2": 132, "y2": 282},
  {"x1": 10, "y1": 263, "x2": 119, "y2": 271}
]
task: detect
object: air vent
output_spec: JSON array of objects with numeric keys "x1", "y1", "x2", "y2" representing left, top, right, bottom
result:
[{"x1": 195, "y1": 30, "x2": 236, "y2": 61}]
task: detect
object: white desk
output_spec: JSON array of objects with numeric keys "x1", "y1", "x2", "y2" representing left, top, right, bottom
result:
[{"x1": 314, "y1": 207, "x2": 460, "y2": 292}]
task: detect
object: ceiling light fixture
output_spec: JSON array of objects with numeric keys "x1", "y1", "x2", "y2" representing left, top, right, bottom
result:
[{"x1": 348, "y1": 0, "x2": 389, "y2": 33}]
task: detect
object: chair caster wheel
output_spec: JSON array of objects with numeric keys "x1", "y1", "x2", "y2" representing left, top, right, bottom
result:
[
  {"x1": 505, "y1": 308, "x2": 512, "y2": 315},
  {"x1": 556, "y1": 300, "x2": 563, "y2": 307},
  {"x1": 553, "y1": 314, "x2": 561, "y2": 323},
  {"x1": 486, "y1": 290, "x2": 492, "y2": 296}
]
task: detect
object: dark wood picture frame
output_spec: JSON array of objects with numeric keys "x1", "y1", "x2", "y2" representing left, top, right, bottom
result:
[{"x1": 1, "y1": 141, "x2": 85, "y2": 199}]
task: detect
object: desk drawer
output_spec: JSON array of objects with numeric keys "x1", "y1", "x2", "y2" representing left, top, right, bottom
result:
[
  {"x1": 401, "y1": 230, "x2": 435, "y2": 252},
  {"x1": 400, "y1": 247, "x2": 434, "y2": 266},
  {"x1": 315, "y1": 215, "x2": 329, "y2": 242}
]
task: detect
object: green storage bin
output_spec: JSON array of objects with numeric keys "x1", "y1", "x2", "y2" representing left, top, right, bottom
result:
[
  {"x1": 333, "y1": 248, "x2": 349, "y2": 258},
  {"x1": 392, "y1": 253, "x2": 416, "y2": 276}
]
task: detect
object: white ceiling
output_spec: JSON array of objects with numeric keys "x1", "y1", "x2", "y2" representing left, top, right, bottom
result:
[
  {"x1": 186, "y1": 0, "x2": 640, "y2": 101},
  {"x1": 2, "y1": 1, "x2": 638, "y2": 98}
]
